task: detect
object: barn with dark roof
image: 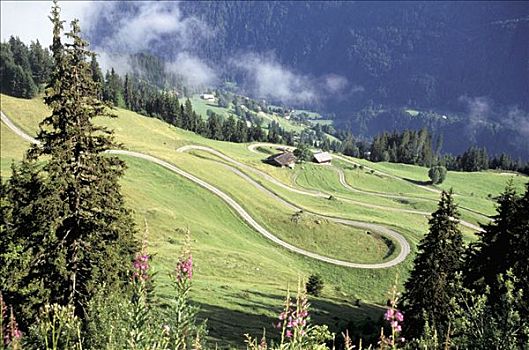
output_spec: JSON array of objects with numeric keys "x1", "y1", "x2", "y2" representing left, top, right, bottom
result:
[{"x1": 268, "y1": 152, "x2": 297, "y2": 168}]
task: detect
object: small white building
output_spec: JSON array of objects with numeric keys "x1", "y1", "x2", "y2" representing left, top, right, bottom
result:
[
  {"x1": 201, "y1": 93, "x2": 215, "y2": 101},
  {"x1": 313, "y1": 152, "x2": 332, "y2": 164}
]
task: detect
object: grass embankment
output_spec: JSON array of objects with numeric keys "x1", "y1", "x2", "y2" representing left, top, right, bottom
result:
[
  {"x1": 344, "y1": 156, "x2": 526, "y2": 217},
  {"x1": 2, "y1": 93, "x2": 526, "y2": 348},
  {"x1": 1, "y1": 94, "x2": 407, "y2": 347}
]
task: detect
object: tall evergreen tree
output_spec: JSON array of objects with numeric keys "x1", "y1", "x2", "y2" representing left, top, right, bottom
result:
[
  {"x1": 207, "y1": 113, "x2": 224, "y2": 140},
  {"x1": 465, "y1": 181, "x2": 529, "y2": 318},
  {"x1": 1, "y1": 2, "x2": 137, "y2": 327},
  {"x1": 222, "y1": 115, "x2": 237, "y2": 142},
  {"x1": 234, "y1": 119, "x2": 248, "y2": 143},
  {"x1": 402, "y1": 190, "x2": 464, "y2": 341},
  {"x1": 103, "y1": 68, "x2": 124, "y2": 106},
  {"x1": 89, "y1": 53, "x2": 104, "y2": 98},
  {"x1": 28, "y1": 39, "x2": 53, "y2": 86}
]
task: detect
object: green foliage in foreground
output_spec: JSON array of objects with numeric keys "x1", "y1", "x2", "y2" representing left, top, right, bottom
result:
[
  {"x1": 1, "y1": 4, "x2": 137, "y2": 330},
  {"x1": 403, "y1": 184, "x2": 529, "y2": 348}
]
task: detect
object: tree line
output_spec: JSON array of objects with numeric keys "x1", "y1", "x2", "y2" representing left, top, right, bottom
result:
[
  {"x1": 368, "y1": 129, "x2": 529, "y2": 175},
  {"x1": 0, "y1": 36, "x2": 53, "y2": 98},
  {"x1": 401, "y1": 184, "x2": 529, "y2": 347}
]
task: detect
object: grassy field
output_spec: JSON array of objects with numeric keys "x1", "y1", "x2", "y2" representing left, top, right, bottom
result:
[
  {"x1": 189, "y1": 95, "x2": 308, "y2": 133},
  {"x1": 1, "y1": 93, "x2": 526, "y2": 348},
  {"x1": 190, "y1": 95, "x2": 235, "y2": 120},
  {"x1": 343, "y1": 155, "x2": 526, "y2": 217}
]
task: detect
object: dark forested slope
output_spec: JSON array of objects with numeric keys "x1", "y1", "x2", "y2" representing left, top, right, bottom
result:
[{"x1": 84, "y1": 1, "x2": 529, "y2": 157}]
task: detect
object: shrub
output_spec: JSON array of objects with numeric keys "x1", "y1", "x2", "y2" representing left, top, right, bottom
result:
[
  {"x1": 306, "y1": 274, "x2": 324, "y2": 297},
  {"x1": 428, "y1": 165, "x2": 447, "y2": 184},
  {"x1": 294, "y1": 144, "x2": 313, "y2": 163}
]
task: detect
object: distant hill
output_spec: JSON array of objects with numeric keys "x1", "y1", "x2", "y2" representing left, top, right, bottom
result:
[{"x1": 85, "y1": 1, "x2": 529, "y2": 158}]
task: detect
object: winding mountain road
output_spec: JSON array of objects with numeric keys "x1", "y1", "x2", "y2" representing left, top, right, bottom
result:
[
  {"x1": 248, "y1": 143, "x2": 439, "y2": 193},
  {"x1": 1, "y1": 110, "x2": 410, "y2": 269},
  {"x1": 247, "y1": 142, "x2": 485, "y2": 231}
]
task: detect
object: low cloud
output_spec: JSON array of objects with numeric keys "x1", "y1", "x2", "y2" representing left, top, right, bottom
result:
[
  {"x1": 232, "y1": 53, "x2": 316, "y2": 104},
  {"x1": 165, "y1": 53, "x2": 218, "y2": 88},
  {"x1": 504, "y1": 106, "x2": 529, "y2": 138},
  {"x1": 349, "y1": 85, "x2": 365, "y2": 93},
  {"x1": 459, "y1": 95, "x2": 492, "y2": 139},
  {"x1": 89, "y1": 2, "x2": 210, "y2": 54},
  {"x1": 95, "y1": 51, "x2": 132, "y2": 77},
  {"x1": 323, "y1": 74, "x2": 349, "y2": 93}
]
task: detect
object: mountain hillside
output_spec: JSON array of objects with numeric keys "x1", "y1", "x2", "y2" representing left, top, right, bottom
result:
[
  {"x1": 85, "y1": 1, "x2": 529, "y2": 158},
  {"x1": 2, "y1": 93, "x2": 527, "y2": 346}
]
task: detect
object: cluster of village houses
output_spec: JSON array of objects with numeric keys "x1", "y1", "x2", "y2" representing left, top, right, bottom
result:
[{"x1": 268, "y1": 148, "x2": 332, "y2": 169}]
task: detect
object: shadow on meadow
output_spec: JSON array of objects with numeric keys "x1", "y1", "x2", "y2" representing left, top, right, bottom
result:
[
  {"x1": 195, "y1": 288, "x2": 384, "y2": 349},
  {"x1": 402, "y1": 177, "x2": 431, "y2": 187}
]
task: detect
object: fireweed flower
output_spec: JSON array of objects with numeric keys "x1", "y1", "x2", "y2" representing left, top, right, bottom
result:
[
  {"x1": 380, "y1": 276, "x2": 405, "y2": 348},
  {"x1": 132, "y1": 253, "x2": 150, "y2": 281},
  {"x1": 276, "y1": 285, "x2": 311, "y2": 342},
  {"x1": 176, "y1": 254, "x2": 193, "y2": 281},
  {"x1": 381, "y1": 302, "x2": 405, "y2": 348},
  {"x1": 384, "y1": 308, "x2": 395, "y2": 321},
  {"x1": 3, "y1": 306, "x2": 22, "y2": 346}
]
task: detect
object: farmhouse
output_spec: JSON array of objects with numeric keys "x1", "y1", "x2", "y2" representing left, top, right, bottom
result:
[
  {"x1": 313, "y1": 151, "x2": 332, "y2": 164},
  {"x1": 268, "y1": 152, "x2": 297, "y2": 168},
  {"x1": 201, "y1": 93, "x2": 215, "y2": 102}
]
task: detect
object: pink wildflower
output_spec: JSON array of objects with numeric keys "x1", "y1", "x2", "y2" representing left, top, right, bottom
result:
[
  {"x1": 395, "y1": 311, "x2": 404, "y2": 322},
  {"x1": 132, "y1": 252, "x2": 150, "y2": 281},
  {"x1": 4, "y1": 306, "x2": 22, "y2": 346},
  {"x1": 176, "y1": 254, "x2": 193, "y2": 281},
  {"x1": 384, "y1": 308, "x2": 395, "y2": 320},
  {"x1": 285, "y1": 330, "x2": 292, "y2": 338}
]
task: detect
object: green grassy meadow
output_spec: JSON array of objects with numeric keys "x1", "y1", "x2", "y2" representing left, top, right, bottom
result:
[{"x1": 1, "y1": 93, "x2": 526, "y2": 347}]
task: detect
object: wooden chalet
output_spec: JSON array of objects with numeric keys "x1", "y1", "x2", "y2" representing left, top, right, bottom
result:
[
  {"x1": 313, "y1": 152, "x2": 332, "y2": 164},
  {"x1": 268, "y1": 152, "x2": 297, "y2": 168}
]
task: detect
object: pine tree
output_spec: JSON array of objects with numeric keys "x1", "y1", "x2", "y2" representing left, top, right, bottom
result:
[
  {"x1": 222, "y1": 115, "x2": 237, "y2": 142},
  {"x1": 8, "y1": 36, "x2": 31, "y2": 72},
  {"x1": 402, "y1": 190, "x2": 464, "y2": 341},
  {"x1": 183, "y1": 99, "x2": 195, "y2": 131},
  {"x1": 235, "y1": 119, "x2": 248, "y2": 143},
  {"x1": 207, "y1": 113, "x2": 224, "y2": 140},
  {"x1": 465, "y1": 181, "x2": 529, "y2": 319},
  {"x1": 28, "y1": 39, "x2": 53, "y2": 87},
  {"x1": 1, "y1": 41, "x2": 38, "y2": 98},
  {"x1": 0, "y1": 160, "x2": 57, "y2": 325},
  {"x1": 89, "y1": 53, "x2": 104, "y2": 99},
  {"x1": 1, "y1": 3, "x2": 138, "y2": 327}
]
